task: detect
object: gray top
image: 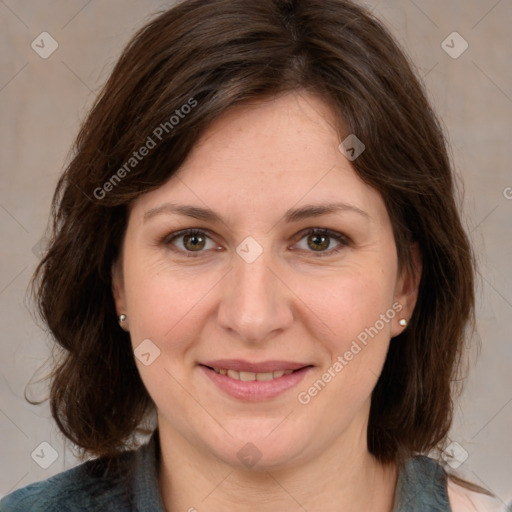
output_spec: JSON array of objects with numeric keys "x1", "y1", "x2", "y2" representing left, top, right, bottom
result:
[{"x1": 0, "y1": 431, "x2": 451, "y2": 511}]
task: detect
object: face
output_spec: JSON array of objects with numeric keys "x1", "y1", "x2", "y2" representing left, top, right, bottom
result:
[{"x1": 112, "y1": 91, "x2": 420, "y2": 471}]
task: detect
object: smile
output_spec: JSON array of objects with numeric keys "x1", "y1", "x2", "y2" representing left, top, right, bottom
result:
[
  {"x1": 210, "y1": 368, "x2": 295, "y2": 381},
  {"x1": 199, "y1": 360, "x2": 313, "y2": 401}
]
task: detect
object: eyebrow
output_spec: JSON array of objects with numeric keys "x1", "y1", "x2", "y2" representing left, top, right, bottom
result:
[{"x1": 143, "y1": 201, "x2": 370, "y2": 224}]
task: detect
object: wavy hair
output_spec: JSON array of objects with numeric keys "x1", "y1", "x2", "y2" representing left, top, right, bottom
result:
[{"x1": 31, "y1": 0, "x2": 476, "y2": 472}]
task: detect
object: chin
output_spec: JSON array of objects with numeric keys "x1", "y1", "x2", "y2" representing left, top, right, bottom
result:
[{"x1": 204, "y1": 421, "x2": 313, "y2": 472}]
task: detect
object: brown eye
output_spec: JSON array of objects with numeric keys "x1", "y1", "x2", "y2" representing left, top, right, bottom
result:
[
  {"x1": 164, "y1": 229, "x2": 217, "y2": 256},
  {"x1": 307, "y1": 233, "x2": 330, "y2": 251},
  {"x1": 294, "y1": 228, "x2": 350, "y2": 256},
  {"x1": 182, "y1": 232, "x2": 206, "y2": 251}
]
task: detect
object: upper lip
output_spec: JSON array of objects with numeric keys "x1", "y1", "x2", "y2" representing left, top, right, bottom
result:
[{"x1": 201, "y1": 359, "x2": 311, "y2": 373}]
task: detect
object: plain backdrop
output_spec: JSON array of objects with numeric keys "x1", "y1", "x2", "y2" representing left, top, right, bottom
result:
[{"x1": 0, "y1": 0, "x2": 511, "y2": 507}]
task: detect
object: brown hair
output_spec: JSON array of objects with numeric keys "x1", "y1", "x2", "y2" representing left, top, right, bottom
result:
[{"x1": 32, "y1": 0, "x2": 476, "y2": 472}]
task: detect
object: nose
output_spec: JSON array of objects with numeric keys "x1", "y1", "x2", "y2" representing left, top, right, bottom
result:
[{"x1": 217, "y1": 244, "x2": 294, "y2": 343}]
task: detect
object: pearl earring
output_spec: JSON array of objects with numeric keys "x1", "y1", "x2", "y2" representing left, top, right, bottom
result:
[
  {"x1": 118, "y1": 314, "x2": 127, "y2": 325},
  {"x1": 399, "y1": 318, "x2": 407, "y2": 328}
]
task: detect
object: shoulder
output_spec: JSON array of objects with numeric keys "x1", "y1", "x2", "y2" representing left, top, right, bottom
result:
[
  {"x1": 447, "y1": 477, "x2": 506, "y2": 512},
  {"x1": 395, "y1": 456, "x2": 506, "y2": 512},
  {"x1": 0, "y1": 451, "x2": 136, "y2": 512},
  {"x1": 394, "y1": 455, "x2": 451, "y2": 511}
]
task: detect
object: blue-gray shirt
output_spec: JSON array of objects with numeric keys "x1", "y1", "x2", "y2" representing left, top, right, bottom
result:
[{"x1": 0, "y1": 432, "x2": 451, "y2": 511}]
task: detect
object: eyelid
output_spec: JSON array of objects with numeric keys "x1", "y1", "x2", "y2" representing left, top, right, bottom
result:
[{"x1": 161, "y1": 228, "x2": 215, "y2": 245}]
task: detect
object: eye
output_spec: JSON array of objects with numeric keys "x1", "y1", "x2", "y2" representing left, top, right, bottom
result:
[
  {"x1": 293, "y1": 228, "x2": 350, "y2": 256},
  {"x1": 164, "y1": 229, "x2": 218, "y2": 256},
  {"x1": 162, "y1": 227, "x2": 350, "y2": 258}
]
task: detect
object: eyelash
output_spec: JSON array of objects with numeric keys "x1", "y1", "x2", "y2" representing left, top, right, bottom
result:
[{"x1": 161, "y1": 228, "x2": 350, "y2": 258}]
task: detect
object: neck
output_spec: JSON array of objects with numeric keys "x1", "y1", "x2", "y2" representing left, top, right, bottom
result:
[{"x1": 157, "y1": 420, "x2": 398, "y2": 512}]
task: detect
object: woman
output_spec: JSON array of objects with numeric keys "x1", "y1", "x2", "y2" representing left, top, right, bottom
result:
[{"x1": 1, "y1": 0, "x2": 504, "y2": 510}]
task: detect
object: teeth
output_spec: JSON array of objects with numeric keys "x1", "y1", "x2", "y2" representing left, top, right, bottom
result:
[
  {"x1": 256, "y1": 372, "x2": 273, "y2": 381},
  {"x1": 213, "y1": 367, "x2": 296, "y2": 381},
  {"x1": 227, "y1": 369, "x2": 240, "y2": 380}
]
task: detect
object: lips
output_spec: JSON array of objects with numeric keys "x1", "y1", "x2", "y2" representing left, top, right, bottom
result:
[
  {"x1": 199, "y1": 359, "x2": 313, "y2": 401},
  {"x1": 209, "y1": 367, "x2": 295, "y2": 381},
  {"x1": 201, "y1": 359, "x2": 308, "y2": 373}
]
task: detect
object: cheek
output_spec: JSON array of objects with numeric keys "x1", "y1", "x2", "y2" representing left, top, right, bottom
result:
[
  {"x1": 121, "y1": 261, "x2": 213, "y2": 419},
  {"x1": 122, "y1": 254, "x2": 218, "y2": 344},
  {"x1": 295, "y1": 270, "x2": 397, "y2": 410},
  {"x1": 294, "y1": 266, "x2": 397, "y2": 349}
]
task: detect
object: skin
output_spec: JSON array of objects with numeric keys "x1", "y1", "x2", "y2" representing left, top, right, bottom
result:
[{"x1": 112, "y1": 91, "x2": 422, "y2": 512}]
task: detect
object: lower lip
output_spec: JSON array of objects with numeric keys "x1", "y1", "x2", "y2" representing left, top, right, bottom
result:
[{"x1": 200, "y1": 365, "x2": 312, "y2": 401}]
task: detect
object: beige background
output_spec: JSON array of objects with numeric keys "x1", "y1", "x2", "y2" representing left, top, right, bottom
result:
[{"x1": 0, "y1": 0, "x2": 511, "y2": 507}]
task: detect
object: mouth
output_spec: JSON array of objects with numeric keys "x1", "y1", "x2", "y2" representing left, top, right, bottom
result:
[
  {"x1": 207, "y1": 367, "x2": 297, "y2": 381},
  {"x1": 199, "y1": 360, "x2": 313, "y2": 401}
]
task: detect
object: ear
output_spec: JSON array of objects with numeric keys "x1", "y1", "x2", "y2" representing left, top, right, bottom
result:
[
  {"x1": 391, "y1": 242, "x2": 422, "y2": 337},
  {"x1": 111, "y1": 258, "x2": 127, "y2": 318}
]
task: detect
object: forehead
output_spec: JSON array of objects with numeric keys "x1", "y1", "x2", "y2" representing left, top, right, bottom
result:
[
  {"x1": 178, "y1": 92, "x2": 341, "y2": 182},
  {"x1": 130, "y1": 92, "x2": 388, "y2": 228}
]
